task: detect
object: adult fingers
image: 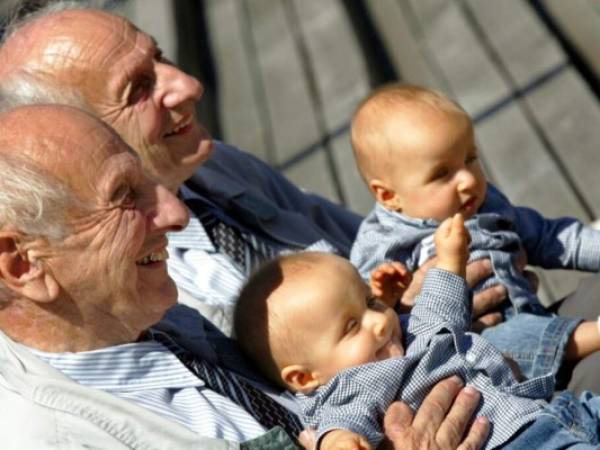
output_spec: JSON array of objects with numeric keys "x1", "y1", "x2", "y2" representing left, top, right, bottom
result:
[
  {"x1": 411, "y1": 376, "x2": 464, "y2": 431},
  {"x1": 401, "y1": 258, "x2": 437, "y2": 306},
  {"x1": 464, "y1": 259, "x2": 492, "y2": 288},
  {"x1": 435, "y1": 386, "x2": 482, "y2": 449},
  {"x1": 471, "y1": 284, "x2": 506, "y2": 319},
  {"x1": 523, "y1": 269, "x2": 539, "y2": 293},
  {"x1": 383, "y1": 400, "x2": 415, "y2": 435},
  {"x1": 456, "y1": 417, "x2": 489, "y2": 450},
  {"x1": 471, "y1": 312, "x2": 503, "y2": 333}
]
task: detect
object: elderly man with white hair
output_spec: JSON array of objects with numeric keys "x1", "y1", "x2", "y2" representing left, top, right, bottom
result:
[
  {"x1": 0, "y1": 104, "x2": 490, "y2": 449},
  {"x1": 0, "y1": 1, "x2": 597, "y2": 448}
]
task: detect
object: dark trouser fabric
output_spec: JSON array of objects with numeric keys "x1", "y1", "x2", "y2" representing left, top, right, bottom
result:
[{"x1": 552, "y1": 273, "x2": 600, "y2": 395}]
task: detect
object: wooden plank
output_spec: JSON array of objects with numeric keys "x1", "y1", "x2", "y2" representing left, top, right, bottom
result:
[
  {"x1": 525, "y1": 68, "x2": 600, "y2": 219},
  {"x1": 475, "y1": 104, "x2": 588, "y2": 221},
  {"x1": 119, "y1": 0, "x2": 177, "y2": 60},
  {"x1": 407, "y1": 0, "x2": 510, "y2": 116},
  {"x1": 246, "y1": 0, "x2": 321, "y2": 165},
  {"x1": 465, "y1": 0, "x2": 565, "y2": 86},
  {"x1": 204, "y1": 0, "x2": 269, "y2": 160},
  {"x1": 543, "y1": 0, "x2": 600, "y2": 80},
  {"x1": 475, "y1": 103, "x2": 590, "y2": 303},
  {"x1": 290, "y1": 0, "x2": 371, "y2": 132},
  {"x1": 282, "y1": 150, "x2": 340, "y2": 203},
  {"x1": 330, "y1": 131, "x2": 374, "y2": 215},
  {"x1": 363, "y1": 0, "x2": 442, "y2": 89}
]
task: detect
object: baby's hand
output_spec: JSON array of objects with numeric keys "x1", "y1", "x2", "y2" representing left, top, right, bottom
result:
[
  {"x1": 434, "y1": 213, "x2": 470, "y2": 278},
  {"x1": 320, "y1": 429, "x2": 371, "y2": 450},
  {"x1": 370, "y1": 261, "x2": 412, "y2": 309}
]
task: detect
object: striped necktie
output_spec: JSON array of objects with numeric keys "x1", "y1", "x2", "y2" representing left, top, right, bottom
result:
[
  {"x1": 193, "y1": 203, "x2": 282, "y2": 273},
  {"x1": 149, "y1": 330, "x2": 304, "y2": 441}
]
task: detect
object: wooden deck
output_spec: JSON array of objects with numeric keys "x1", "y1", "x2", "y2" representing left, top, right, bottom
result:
[{"x1": 3, "y1": 0, "x2": 599, "y2": 305}]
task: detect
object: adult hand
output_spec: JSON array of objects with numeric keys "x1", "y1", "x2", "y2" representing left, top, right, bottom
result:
[
  {"x1": 380, "y1": 377, "x2": 489, "y2": 450},
  {"x1": 401, "y1": 258, "x2": 507, "y2": 332}
]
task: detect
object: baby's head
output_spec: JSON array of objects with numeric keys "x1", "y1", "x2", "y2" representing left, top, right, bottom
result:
[
  {"x1": 234, "y1": 252, "x2": 403, "y2": 393},
  {"x1": 351, "y1": 83, "x2": 487, "y2": 221}
]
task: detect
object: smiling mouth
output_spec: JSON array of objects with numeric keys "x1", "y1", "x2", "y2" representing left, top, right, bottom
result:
[
  {"x1": 164, "y1": 117, "x2": 193, "y2": 138},
  {"x1": 136, "y1": 248, "x2": 169, "y2": 266}
]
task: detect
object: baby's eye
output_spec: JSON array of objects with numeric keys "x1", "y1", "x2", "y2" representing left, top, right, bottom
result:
[
  {"x1": 433, "y1": 167, "x2": 449, "y2": 180},
  {"x1": 345, "y1": 318, "x2": 358, "y2": 334},
  {"x1": 465, "y1": 154, "x2": 478, "y2": 165},
  {"x1": 366, "y1": 295, "x2": 378, "y2": 309}
]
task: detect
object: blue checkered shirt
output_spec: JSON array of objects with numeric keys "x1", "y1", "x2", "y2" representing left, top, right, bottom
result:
[
  {"x1": 298, "y1": 269, "x2": 552, "y2": 449},
  {"x1": 350, "y1": 184, "x2": 600, "y2": 313}
]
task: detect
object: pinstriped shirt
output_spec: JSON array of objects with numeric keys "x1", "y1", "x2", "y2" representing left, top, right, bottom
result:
[
  {"x1": 167, "y1": 202, "x2": 339, "y2": 334},
  {"x1": 31, "y1": 339, "x2": 267, "y2": 442},
  {"x1": 299, "y1": 269, "x2": 553, "y2": 449}
]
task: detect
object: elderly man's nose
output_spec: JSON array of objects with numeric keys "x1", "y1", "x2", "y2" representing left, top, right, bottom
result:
[
  {"x1": 148, "y1": 184, "x2": 190, "y2": 232},
  {"x1": 156, "y1": 63, "x2": 203, "y2": 108}
]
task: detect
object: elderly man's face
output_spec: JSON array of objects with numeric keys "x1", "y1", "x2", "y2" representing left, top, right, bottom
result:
[
  {"x1": 2, "y1": 106, "x2": 190, "y2": 336},
  {"x1": 1, "y1": 10, "x2": 213, "y2": 191}
]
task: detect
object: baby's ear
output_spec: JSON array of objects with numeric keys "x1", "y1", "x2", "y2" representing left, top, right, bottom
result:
[
  {"x1": 281, "y1": 365, "x2": 321, "y2": 394},
  {"x1": 369, "y1": 179, "x2": 402, "y2": 211}
]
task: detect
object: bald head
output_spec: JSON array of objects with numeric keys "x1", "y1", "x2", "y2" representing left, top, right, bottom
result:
[{"x1": 0, "y1": 8, "x2": 138, "y2": 103}]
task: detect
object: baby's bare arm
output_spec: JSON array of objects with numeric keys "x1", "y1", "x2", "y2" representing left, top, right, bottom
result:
[{"x1": 433, "y1": 214, "x2": 470, "y2": 278}]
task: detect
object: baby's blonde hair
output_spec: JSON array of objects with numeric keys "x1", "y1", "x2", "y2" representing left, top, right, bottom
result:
[{"x1": 351, "y1": 83, "x2": 467, "y2": 185}]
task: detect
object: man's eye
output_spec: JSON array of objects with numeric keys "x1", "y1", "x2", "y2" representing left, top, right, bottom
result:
[
  {"x1": 128, "y1": 76, "x2": 154, "y2": 104},
  {"x1": 111, "y1": 185, "x2": 136, "y2": 206}
]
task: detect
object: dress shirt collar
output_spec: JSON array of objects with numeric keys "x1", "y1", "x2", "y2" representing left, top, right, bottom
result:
[{"x1": 30, "y1": 340, "x2": 203, "y2": 392}]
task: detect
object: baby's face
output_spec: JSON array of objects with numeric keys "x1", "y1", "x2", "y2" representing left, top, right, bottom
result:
[
  {"x1": 383, "y1": 108, "x2": 487, "y2": 221},
  {"x1": 292, "y1": 256, "x2": 404, "y2": 386}
]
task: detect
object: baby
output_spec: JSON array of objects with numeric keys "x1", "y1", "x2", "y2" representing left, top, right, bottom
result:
[
  {"x1": 349, "y1": 83, "x2": 600, "y2": 378},
  {"x1": 234, "y1": 215, "x2": 600, "y2": 449}
]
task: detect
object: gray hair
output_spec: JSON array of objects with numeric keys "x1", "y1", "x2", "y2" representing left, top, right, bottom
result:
[
  {"x1": 0, "y1": 149, "x2": 76, "y2": 302},
  {"x1": 0, "y1": 72, "x2": 88, "y2": 113},
  {"x1": 0, "y1": 151, "x2": 75, "y2": 240}
]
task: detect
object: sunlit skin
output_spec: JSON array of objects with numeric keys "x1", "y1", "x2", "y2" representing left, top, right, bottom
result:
[
  {"x1": 281, "y1": 217, "x2": 471, "y2": 450},
  {"x1": 0, "y1": 9, "x2": 213, "y2": 192},
  {"x1": 0, "y1": 105, "x2": 189, "y2": 351},
  {"x1": 276, "y1": 253, "x2": 404, "y2": 392},
  {"x1": 369, "y1": 103, "x2": 487, "y2": 221}
]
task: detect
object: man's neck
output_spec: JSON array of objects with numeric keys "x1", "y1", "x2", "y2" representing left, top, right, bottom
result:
[{"x1": 0, "y1": 299, "x2": 142, "y2": 352}]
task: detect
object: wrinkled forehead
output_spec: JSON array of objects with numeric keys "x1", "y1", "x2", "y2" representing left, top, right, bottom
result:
[
  {"x1": 0, "y1": 10, "x2": 153, "y2": 80},
  {"x1": 0, "y1": 105, "x2": 132, "y2": 186}
]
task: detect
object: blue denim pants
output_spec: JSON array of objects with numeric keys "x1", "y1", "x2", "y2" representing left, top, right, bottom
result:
[
  {"x1": 503, "y1": 391, "x2": 600, "y2": 449},
  {"x1": 482, "y1": 312, "x2": 581, "y2": 380}
]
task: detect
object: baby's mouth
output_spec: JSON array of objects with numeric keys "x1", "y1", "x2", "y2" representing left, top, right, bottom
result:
[{"x1": 376, "y1": 335, "x2": 404, "y2": 360}]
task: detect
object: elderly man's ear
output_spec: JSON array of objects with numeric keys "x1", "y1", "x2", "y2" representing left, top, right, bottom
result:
[{"x1": 0, "y1": 232, "x2": 60, "y2": 303}]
